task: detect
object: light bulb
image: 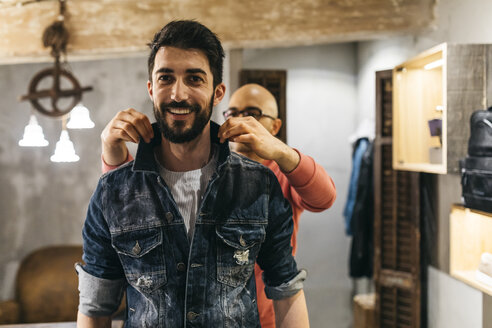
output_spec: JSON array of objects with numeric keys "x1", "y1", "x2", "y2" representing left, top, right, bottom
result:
[
  {"x1": 50, "y1": 130, "x2": 80, "y2": 162},
  {"x1": 19, "y1": 115, "x2": 49, "y2": 147},
  {"x1": 67, "y1": 103, "x2": 95, "y2": 129},
  {"x1": 424, "y1": 59, "x2": 443, "y2": 70}
]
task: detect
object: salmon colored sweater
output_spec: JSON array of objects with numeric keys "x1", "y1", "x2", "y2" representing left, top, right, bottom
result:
[
  {"x1": 102, "y1": 149, "x2": 336, "y2": 328},
  {"x1": 255, "y1": 150, "x2": 336, "y2": 328}
]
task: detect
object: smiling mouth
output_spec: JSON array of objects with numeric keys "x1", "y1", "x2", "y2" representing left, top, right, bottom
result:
[{"x1": 167, "y1": 108, "x2": 193, "y2": 115}]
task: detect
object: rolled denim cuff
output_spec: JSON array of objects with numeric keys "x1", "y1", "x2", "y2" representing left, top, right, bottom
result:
[
  {"x1": 75, "y1": 263, "x2": 126, "y2": 317},
  {"x1": 264, "y1": 269, "x2": 307, "y2": 300}
]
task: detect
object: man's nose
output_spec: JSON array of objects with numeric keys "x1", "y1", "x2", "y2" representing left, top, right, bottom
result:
[{"x1": 170, "y1": 79, "x2": 189, "y2": 102}]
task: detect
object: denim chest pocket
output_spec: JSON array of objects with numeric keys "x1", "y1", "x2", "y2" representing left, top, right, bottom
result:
[
  {"x1": 111, "y1": 227, "x2": 167, "y2": 294},
  {"x1": 216, "y1": 224, "x2": 265, "y2": 288}
]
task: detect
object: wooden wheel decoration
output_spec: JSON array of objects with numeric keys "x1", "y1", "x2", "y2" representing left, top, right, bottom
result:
[{"x1": 20, "y1": 63, "x2": 92, "y2": 117}]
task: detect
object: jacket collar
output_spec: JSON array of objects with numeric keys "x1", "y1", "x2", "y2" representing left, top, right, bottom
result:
[{"x1": 132, "y1": 121, "x2": 230, "y2": 173}]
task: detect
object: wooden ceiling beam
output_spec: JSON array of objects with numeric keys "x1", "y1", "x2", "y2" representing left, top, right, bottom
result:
[{"x1": 0, "y1": 0, "x2": 436, "y2": 63}]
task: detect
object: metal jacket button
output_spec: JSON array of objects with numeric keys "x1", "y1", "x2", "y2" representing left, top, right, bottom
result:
[
  {"x1": 132, "y1": 241, "x2": 141, "y2": 255},
  {"x1": 239, "y1": 235, "x2": 247, "y2": 247},
  {"x1": 177, "y1": 262, "x2": 186, "y2": 272},
  {"x1": 187, "y1": 311, "x2": 199, "y2": 321},
  {"x1": 166, "y1": 212, "x2": 173, "y2": 223}
]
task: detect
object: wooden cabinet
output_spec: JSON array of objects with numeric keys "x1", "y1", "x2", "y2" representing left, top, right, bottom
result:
[
  {"x1": 450, "y1": 204, "x2": 492, "y2": 296},
  {"x1": 393, "y1": 43, "x2": 491, "y2": 174}
]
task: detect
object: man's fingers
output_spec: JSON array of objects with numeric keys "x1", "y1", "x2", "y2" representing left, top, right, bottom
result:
[
  {"x1": 114, "y1": 128, "x2": 139, "y2": 144},
  {"x1": 230, "y1": 133, "x2": 256, "y2": 145},
  {"x1": 219, "y1": 119, "x2": 255, "y2": 143},
  {"x1": 117, "y1": 109, "x2": 154, "y2": 143},
  {"x1": 111, "y1": 120, "x2": 141, "y2": 144},
  {"x1": 126, "y1": 109, "x2": 154, "y2": 143}
]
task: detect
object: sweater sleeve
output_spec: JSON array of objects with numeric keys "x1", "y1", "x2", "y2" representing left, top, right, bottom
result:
[
  {"x1": 101, "y1": 153, "x2": 134, "y2": 174},
  {"x1": 281, "y1": 149, "x2": 336, "y2": 212}
]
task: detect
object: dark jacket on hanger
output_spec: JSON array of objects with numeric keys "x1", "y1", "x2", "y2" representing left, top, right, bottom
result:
[{"x1": 349, "y1": 140, "x2": 374, "y2": 278}]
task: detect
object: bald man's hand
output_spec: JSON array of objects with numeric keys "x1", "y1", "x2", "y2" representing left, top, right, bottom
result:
[
  {"x1": 218, "y1": 117, "x2": 300, "y2": 172},
  {"x1": 101, "y1": 108, "x2": 154, "y2": 166}
]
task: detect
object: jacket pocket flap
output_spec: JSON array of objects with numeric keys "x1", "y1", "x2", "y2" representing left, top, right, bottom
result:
[
  {"x1": 112, "y1": 228, "x2": 162, "y2": 258},
  {"x1": 216, "y1": 224, "x2": 265, "y2": 250}
]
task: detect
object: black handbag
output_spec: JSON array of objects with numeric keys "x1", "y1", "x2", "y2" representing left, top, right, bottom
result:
[
  {"x1": 460, "y1": 155, "x2": 492, "y2": 213},
  {"x1": 468, "y1": 106, "x2": 492, "y2": 157}
]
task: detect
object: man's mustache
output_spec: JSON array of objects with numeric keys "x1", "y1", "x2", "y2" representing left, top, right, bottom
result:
[{"x1": 161, "y1": 101, "x2": 199, "y2": 111}]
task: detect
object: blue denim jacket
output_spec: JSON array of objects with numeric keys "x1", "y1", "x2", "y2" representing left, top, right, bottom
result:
[{"x1": 77, "y1": 122, "x2": 305, "y2": 327}]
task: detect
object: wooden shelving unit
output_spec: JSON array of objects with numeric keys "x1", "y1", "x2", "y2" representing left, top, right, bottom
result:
[
  {"x1": 393, "y1": 43, "x2": 491, "y2": 174},
  {"x1": 450, "y1": 204, "x2": 492, "y2": 296}
]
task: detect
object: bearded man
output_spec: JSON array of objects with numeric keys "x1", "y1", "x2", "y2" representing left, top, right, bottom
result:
[{"x1": 77, "y1": 20, "x2": 309, "y2": 328}]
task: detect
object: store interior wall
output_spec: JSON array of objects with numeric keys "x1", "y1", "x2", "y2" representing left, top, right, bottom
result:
[{"x1": 356, "y1": 0, "x2": 492, "y2": 326}]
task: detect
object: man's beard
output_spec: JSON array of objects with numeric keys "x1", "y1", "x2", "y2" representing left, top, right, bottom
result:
[{"x1": 154, "y1": 95, "x2": 214, "y2": 144}]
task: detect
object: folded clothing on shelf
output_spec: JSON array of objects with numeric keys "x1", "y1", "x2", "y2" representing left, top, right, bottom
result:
[{"x1": 476, "y1": 252, "x2": 492, "y2": 286}]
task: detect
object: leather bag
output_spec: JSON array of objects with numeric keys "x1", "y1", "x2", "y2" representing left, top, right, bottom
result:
[{"x1": 468, "y1": 106, "x2": 492, "y2": 157}]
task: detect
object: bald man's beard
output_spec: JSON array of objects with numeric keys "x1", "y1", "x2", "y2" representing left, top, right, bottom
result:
[{"x1": 154, "y1": 96, "x2": 214, "y2": 144}]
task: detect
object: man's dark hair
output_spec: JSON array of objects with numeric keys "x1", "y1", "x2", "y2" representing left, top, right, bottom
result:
[{"x1": 147, "y1": 20, "x2": 225, "y2": 88}]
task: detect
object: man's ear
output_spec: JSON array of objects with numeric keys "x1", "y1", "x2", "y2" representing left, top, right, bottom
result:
[
  {"x1": 272, "y1": 118, "x2": 282, "y2": 136},
  {"x1": 147, "y1": 80, "x2": 153, "y2": 101},
  {"x1": 213, "y1": 83, "x2": 226, "y2": 106}
]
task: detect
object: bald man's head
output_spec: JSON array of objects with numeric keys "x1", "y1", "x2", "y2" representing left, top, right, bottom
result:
[
  {"x1": 228, "y1": 83, "x2": 279, "y2": 119},
  {"x1": 226, "y1": 83, "x2": 283, "y2": 158}
]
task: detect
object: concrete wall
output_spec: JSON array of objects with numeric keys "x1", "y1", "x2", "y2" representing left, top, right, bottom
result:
[
  {"x1": 241, "y1": 43, "x2": 358, "y2": 327},
  {"x1": 0, "y1": 56, "x2": 153, "y2": 300},
  {"x1": 356, "y1": 0, "x2": 492, "y2": 326}
]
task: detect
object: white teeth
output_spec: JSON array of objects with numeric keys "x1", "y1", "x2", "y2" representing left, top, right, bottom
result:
[{"x1": 168, "y1": 108, "x2": 192, "y2": 115}]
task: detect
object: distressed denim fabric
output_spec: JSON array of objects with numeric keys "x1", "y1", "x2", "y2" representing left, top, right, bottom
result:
[{"x1": 79, "y1": 122, "x2": 304, "y2": 327}]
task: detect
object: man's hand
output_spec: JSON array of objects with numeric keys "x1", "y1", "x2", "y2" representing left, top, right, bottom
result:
[
  {"x1": 101, "y1": 108, "x2": 153, "y2": 166},
  {"x1": 218, "y1": 117, "x2": 300, "y2": 172}
]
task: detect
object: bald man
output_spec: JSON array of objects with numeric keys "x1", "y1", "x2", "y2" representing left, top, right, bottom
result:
[{"x1": 100, "y1": 83, "x2": 336, "y2": 328}]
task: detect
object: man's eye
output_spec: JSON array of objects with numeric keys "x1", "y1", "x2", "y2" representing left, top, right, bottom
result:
[
  {"x1": 243, "y1": 111, "x2": 260, "y2": 118},
  {"x1": 159, "y1": 75, "x2": 173, "y2": 82},
  {"x1": 189, "y1": 76, "x2": 204, "y2": 83}
]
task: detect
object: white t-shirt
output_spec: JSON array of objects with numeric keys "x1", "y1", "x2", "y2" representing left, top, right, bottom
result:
[{"x1": 156, "y1": 146, "x2": 218, "y2": 240}]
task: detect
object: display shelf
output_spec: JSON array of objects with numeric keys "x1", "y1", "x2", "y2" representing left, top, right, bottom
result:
[
  {"x1": 451, "y1": 270, "x2": 492, "y2": 295},
  {"x1": 450, "y1": 204, "x2": 492, "y2": 296},
  {"x1": 393, "y1": 43, "x2": 492, "y2": 174}
]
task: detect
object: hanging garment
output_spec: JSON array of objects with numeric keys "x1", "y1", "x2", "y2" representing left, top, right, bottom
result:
[
  {"x1": 343, "y1": 138, "x2": 370, "y2": 236},
  {"x1": 349, "y1": 141, "x2": 374, "y2": 278}
]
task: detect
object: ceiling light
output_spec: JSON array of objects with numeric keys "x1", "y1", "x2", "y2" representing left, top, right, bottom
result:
[
  {"x1": 18, "y1": 114, "x2": 49, "y2": 147},
  {"x1": 67, "y1": 103, "x2": 95, "y2": 129},
  {"x1": 424, "y1": 59, "x2": 443, "y2": 70},
  {"x1": 50, "y1": 129, "x2": 80, "y2": 162},
  {"x1": 17, "y1": 0, "x2": 93, "y2": 162}
]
